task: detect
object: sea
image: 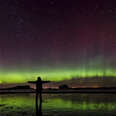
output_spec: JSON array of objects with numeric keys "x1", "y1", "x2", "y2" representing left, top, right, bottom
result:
[{"x1": 0, "y1": 93, "x2": 116, "y2": 116}]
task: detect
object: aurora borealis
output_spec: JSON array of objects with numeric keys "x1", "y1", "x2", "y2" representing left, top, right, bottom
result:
[{"x1": 0, "y1": 0, "x2": 116, "y2": 83}]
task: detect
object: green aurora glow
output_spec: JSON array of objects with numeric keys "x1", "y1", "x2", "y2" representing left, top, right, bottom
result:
[
  {"x1": 0, "y1": 68, "x2": 116, "y2": 83},
  {"x1": 0, "y1": 0, "x2": 116, "y2": 85}
]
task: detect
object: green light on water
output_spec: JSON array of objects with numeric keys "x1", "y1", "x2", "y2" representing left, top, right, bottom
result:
[
  {"x1": 44, "y1": 99, "x2": 116, "y2": 111},
  {"x1": 0, "y1": 94, "x2": 116, "y2": 112}
]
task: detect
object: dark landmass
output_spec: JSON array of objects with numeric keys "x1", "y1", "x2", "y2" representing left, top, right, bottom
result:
[
  {"x1": 42, "y1": 76, "x2": 116, "y2": 89},
  {"x1": 1, "y1": 86, "x2": 116, "y2": 94},
  {"x1": 0, "y1": 85, "x2": 32, "y2": 90}
]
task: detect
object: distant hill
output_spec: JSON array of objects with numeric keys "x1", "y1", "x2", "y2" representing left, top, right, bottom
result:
[
  {"x1": 44, "y1": 76, "x2": 116, "y2": 88},
  {"x1": 0, "y1": 85, "x2": 33, "y2": 90}
]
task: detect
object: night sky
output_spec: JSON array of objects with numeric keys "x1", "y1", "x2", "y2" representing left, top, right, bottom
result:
[{"x1": 0, "y1": 0, "x2": 116, "y2": 83}]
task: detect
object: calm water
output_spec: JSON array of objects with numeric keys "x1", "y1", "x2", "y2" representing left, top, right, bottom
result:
[{"x1": 0, "y1": 93, "x2": 116, "y2": 116}]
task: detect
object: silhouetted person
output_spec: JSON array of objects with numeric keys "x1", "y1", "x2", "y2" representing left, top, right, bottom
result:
[
  {"x1": 28, "y1": 77, "x2": 50, "y2": 116},
  {"x1": 36, "y1": 77, "x2": 42, "y2": 116}
]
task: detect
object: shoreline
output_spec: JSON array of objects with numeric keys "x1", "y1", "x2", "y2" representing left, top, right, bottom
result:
[{"x1": 1, "y1": 88, "x2": 116, "y2": 94}]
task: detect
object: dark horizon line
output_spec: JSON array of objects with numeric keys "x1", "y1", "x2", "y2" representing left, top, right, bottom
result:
[{"x1": 1, "y1": 87, "x2": 116, "y2": 94}]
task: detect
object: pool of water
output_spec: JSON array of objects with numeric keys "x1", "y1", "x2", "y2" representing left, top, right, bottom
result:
[{"x1": 0, "y1": 93, "x2": 116, "y2": 116}]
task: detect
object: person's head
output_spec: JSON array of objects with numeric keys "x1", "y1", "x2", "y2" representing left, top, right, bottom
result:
[{"x1": 37, "y1": 77, "x2": 41, "y2": 81}]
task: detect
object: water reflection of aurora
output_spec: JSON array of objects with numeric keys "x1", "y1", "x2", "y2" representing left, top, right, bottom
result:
[
  {"x1": 0, "y1": 94, "x2": 116, "y2": 112},
  {"x1": 0, "y1": 68, "x2": 116, "y2": 83}
]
